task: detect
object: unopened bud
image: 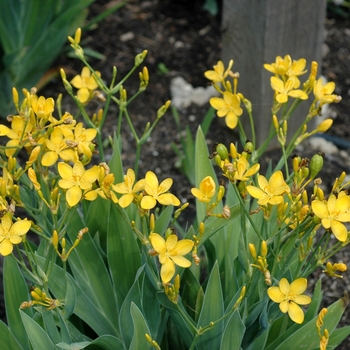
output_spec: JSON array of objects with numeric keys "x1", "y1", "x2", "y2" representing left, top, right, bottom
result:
[
  {"x1": 74, "y1": 28, "x2": 82, "y2": 44},
  {"x1": 309, "y1": 153, "x2": 324, "y2": 180},
  {"x1": 157, "y1": 100, "x2": 171, "y2": 119},
  {"x1": 317, "y1": 119, "x2": 333, "y2": 133},
  {"x1": 260, "y1": 240, "x2": 267, "y2": 258},
  {"x1": 230, "y1": 143, "x2": 237, "y2": 159},
  {"x1": 216, "y1": 143, "x2": 229, "y2": 160},
  {"x1": 248, "y1": 243, "x2": 257, "y2": 260},
  {"x1": 52, "y1": 230, "x2": 59, "y2": 248},
  {"x1": 135, "y1": 50, "x2": 148, "y2": 66}
]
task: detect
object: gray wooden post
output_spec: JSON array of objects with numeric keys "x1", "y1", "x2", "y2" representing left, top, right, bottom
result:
[{"x1": 222, "y1": 0, "x2": 327, "y2": 146}]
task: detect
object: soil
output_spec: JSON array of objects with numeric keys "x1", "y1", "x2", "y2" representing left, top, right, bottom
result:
[{"x1": 2, "y1": 0, "x2": 350, "y2": 348}]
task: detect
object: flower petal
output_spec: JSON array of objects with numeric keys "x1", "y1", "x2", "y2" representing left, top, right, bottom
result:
[
  {"x1": 279, "y1": 278, "x2": 290, "y2": 295},
  {"x1": 0, "y1": 239, "x2": 13, "y2": 256},
  {"x1": 140, "y1": 195, "x2": 157, "y2": 209},
  {"x1": 149, "y1": 233, "x2": 166, "y2": 254},
  {"x1": 157, "y1": 193, "x2": 180, "y2": 206},
  {"x1": 174, "y1": 239, "x2": 194, "y2": 255},
  {"x1": 330, "y1": 220, "x2": 348, "y2": 242},
  {"x1": 289, "y1": 278, "x2": 307, "y2": 295},
  {"x1": 160, "y1": 258, "x2": 175, "y2": 283},
  {"x1": 66, "y1": 186, "x2": 82, "y2": 207},
  {"x1": 288, "y1": 301, "x2": 304, "y2": 324},
  {"x1": 171, "y1": 255, "x2": 191, "y2": 268},
  {"x1": 267, "y1": 286, "x2": 285, "y2": 303}
]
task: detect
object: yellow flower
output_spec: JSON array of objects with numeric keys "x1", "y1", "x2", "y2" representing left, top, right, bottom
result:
[
  {"x1": 270, "y1": 77, "x2": 308, "y2": 104},
  {"x1": 286, "y1": 58, "x2": 307, "y2": 84},
  {"x1": 311, "y1": 193, "x2": 350, "y2": 242},
  {"x1": 62, "y1": 122, "x2": 97, "y2": 162},
  {"x1": 191, "y1": 176, "x2": 216, "y2": 203},
  {"x1": 313, "y1": 78, "x2": 340, "y2": 106},
  {"x1": 41, "y1": 127, "x2": 77, "y2": 166},
  {"x1": 264, "y1": 55, "x2": 292, "y2": 76},
  {"x1": 70, "y1": 66, "x2": 101, "y2": 103},
  {"x1": 204, "y1": 60, "x2": 233, "y2": 83},
  {"x1": 112, "y1": 168, "x2": 145, "y2": 208},
  {"x1": 141, "y1": 171, "x2": 180, "y2": 210},
  {"x1": 58, "y1": 162, "x2": 99, "y2": 207},
  {"x1": 210, "y1": 91, "x2": 243, "y2": 129},
  {"x1": 246, "y1": 171, "x2": 290, "y2": 206},
  {"x1": 234, "y1": 157, "x2": 260, "y2": 182},
  {"x1": 0, "y1": 215, "x2": 31, "y2": 256},
  {"x1": 267, "y1": 277, "x2": 311, "y2": 324},
  {"x1": 149, "y1": 233, "x2": 194, "y2": 283},
  {"x1": 31, "y1": 95, "x2": 54, "y2": 121},
  {"x1": 4, "y1": 116, "x2": 33, "y2": 157}
]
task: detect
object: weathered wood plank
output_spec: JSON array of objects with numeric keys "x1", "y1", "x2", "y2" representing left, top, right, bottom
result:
[{"x1": 222, "y1": 0, "x2": 327, "y2": 146}]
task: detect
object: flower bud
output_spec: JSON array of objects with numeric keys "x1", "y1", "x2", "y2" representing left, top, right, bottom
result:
[
  {"x1": 230, "y1": 143, "x2": 237, "y2": 159},
  {"x1": 74, "y1": 28, "x2": 82, "y2": 44},
  {"x1": 135, "y1": 50, "x2": 148, "y2": 66},
  {"x1": 216, "y1": 143, "x2": 229, "y2": 160},
  {"x1": 309, "y1": 153, "x2": 324, "y2": 180},
  {"x1": 157, "y1": 100, "x2": 171, "y2": 119},
  {"x1": 317, "y1": 119, "x2": 333, "y2": 133},
  {"x1": 12, "y1": 87, "x2": 19, "y2": 107},
  {"x1": 248, "y1": 243, "x2": 257, "y2": 260},
  {"x1": 260, "y1": 240, "x2": 267, "y2": 258}
]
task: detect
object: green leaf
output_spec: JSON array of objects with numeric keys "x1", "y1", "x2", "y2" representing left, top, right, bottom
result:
[
  {"x1": 267, "y1": 297, "x2": 349, "y2": 350},
  {"x1": 129, "y1": 303, "x2": 152, "y2": 350},
  {"x1": 157, "y1": 293, "x2": 195, "y2": 348},
  {"x1": 119, "y1": 267, "x2": 144, "y2": 348},
  {"x1": 194, "y1": 126, "x2": 221, "y2": 223},
  {"x1": 20, "y1": 311, "x2": 56, "y2": 350},
  {"x1": 57, "y1": 341, "x2": 91, "y2": 350},
  {"x1": 42, "y1": 310, "x2": 60, "y2": 345},
  {"x1": 3, "y1": 255, "x2": 32, "y2": 350},
  {"x1": 181, "y1": 268, "x2": 202, "y2": 321},
  {"x1": 66, "y1": 211, "x2": 119, "y2": 336},
  {"x1": 196, "y1": 261, "x2": 224, "y2": 349},
  {"x1": 107, "y1": 204, "x2": 141, "y2": 310},
  {"x1": 154, "y1": 205, "x2": 174, "y2": 235},
  {"x1": 327, "y1": 325, "x2": 350, "y2": 348},
  {"x1": 34, "y1": 255, "x2": 117, "y2": 338},
  {"x1": 141, "y1": 274, "x2": 162, "y2": 339},
  {"x1": 108, "y1": 135, "x2": 124, "y2": 183},
  {"x1": 63, "y1": 274, "x2": 76, "y2": 320},
  {"x1": 0, "y1": 320, "x2": 23, "y2": 350},
  {"x1": 220, "y1": 309, "x2": 245, "y2": 350}
]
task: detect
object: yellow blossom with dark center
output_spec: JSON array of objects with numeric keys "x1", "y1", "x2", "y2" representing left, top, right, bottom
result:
[
  {"x1": 0, "y1": 215, "x2": 31, "y2": 256},
  {"x1": 41, "y1": 127, "x2": 77, "y2": 166},
  {"x1": 210, "y1": 91, "x2": 243, "y2": 129},
  {"x1": 234, "y1": 157, "x2": 260, "y2": 182},
  {"x1": 62, "y1": 122, "x2": 97, "y2": 161},
  {"x1": 264, "y1": 55, "x2": 292, "y2": 76},
  {"x1": 141, "y1": 171, "x2": 180, "y2": 209},
  {"x1": 4, "y1": 116, "x2": 33, "y2": 157},
  {"x1": 246, "y1": 171, "x2": 290, "y2": 206},
  {"x1": 58, "y1": 162, "x2": 99, "y2": 207},
  {"x1": 31, "y1": 95, "x2": 54, "y2": 121},
  {"x1": 70, "y1": 66, "x2": 101, "y2": 103},
  {"x1": 270, "y1": 77, "x2": 308, "y2": 104},
  {"x1": 267, "y1": 277, "x2": 311, "y2": 324},
  {"x1": 311, "y1": 193, "x2": 350, "y2": 242},
  {"x1": 112, "y1": 168, "x2": 145, "y2": 208},
  {"x1": 313, "y1": 78, "x2": 340, "y2": 106},
  {"x1": 149, "y1": 233, "x2": 194, "y2": 283}
]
